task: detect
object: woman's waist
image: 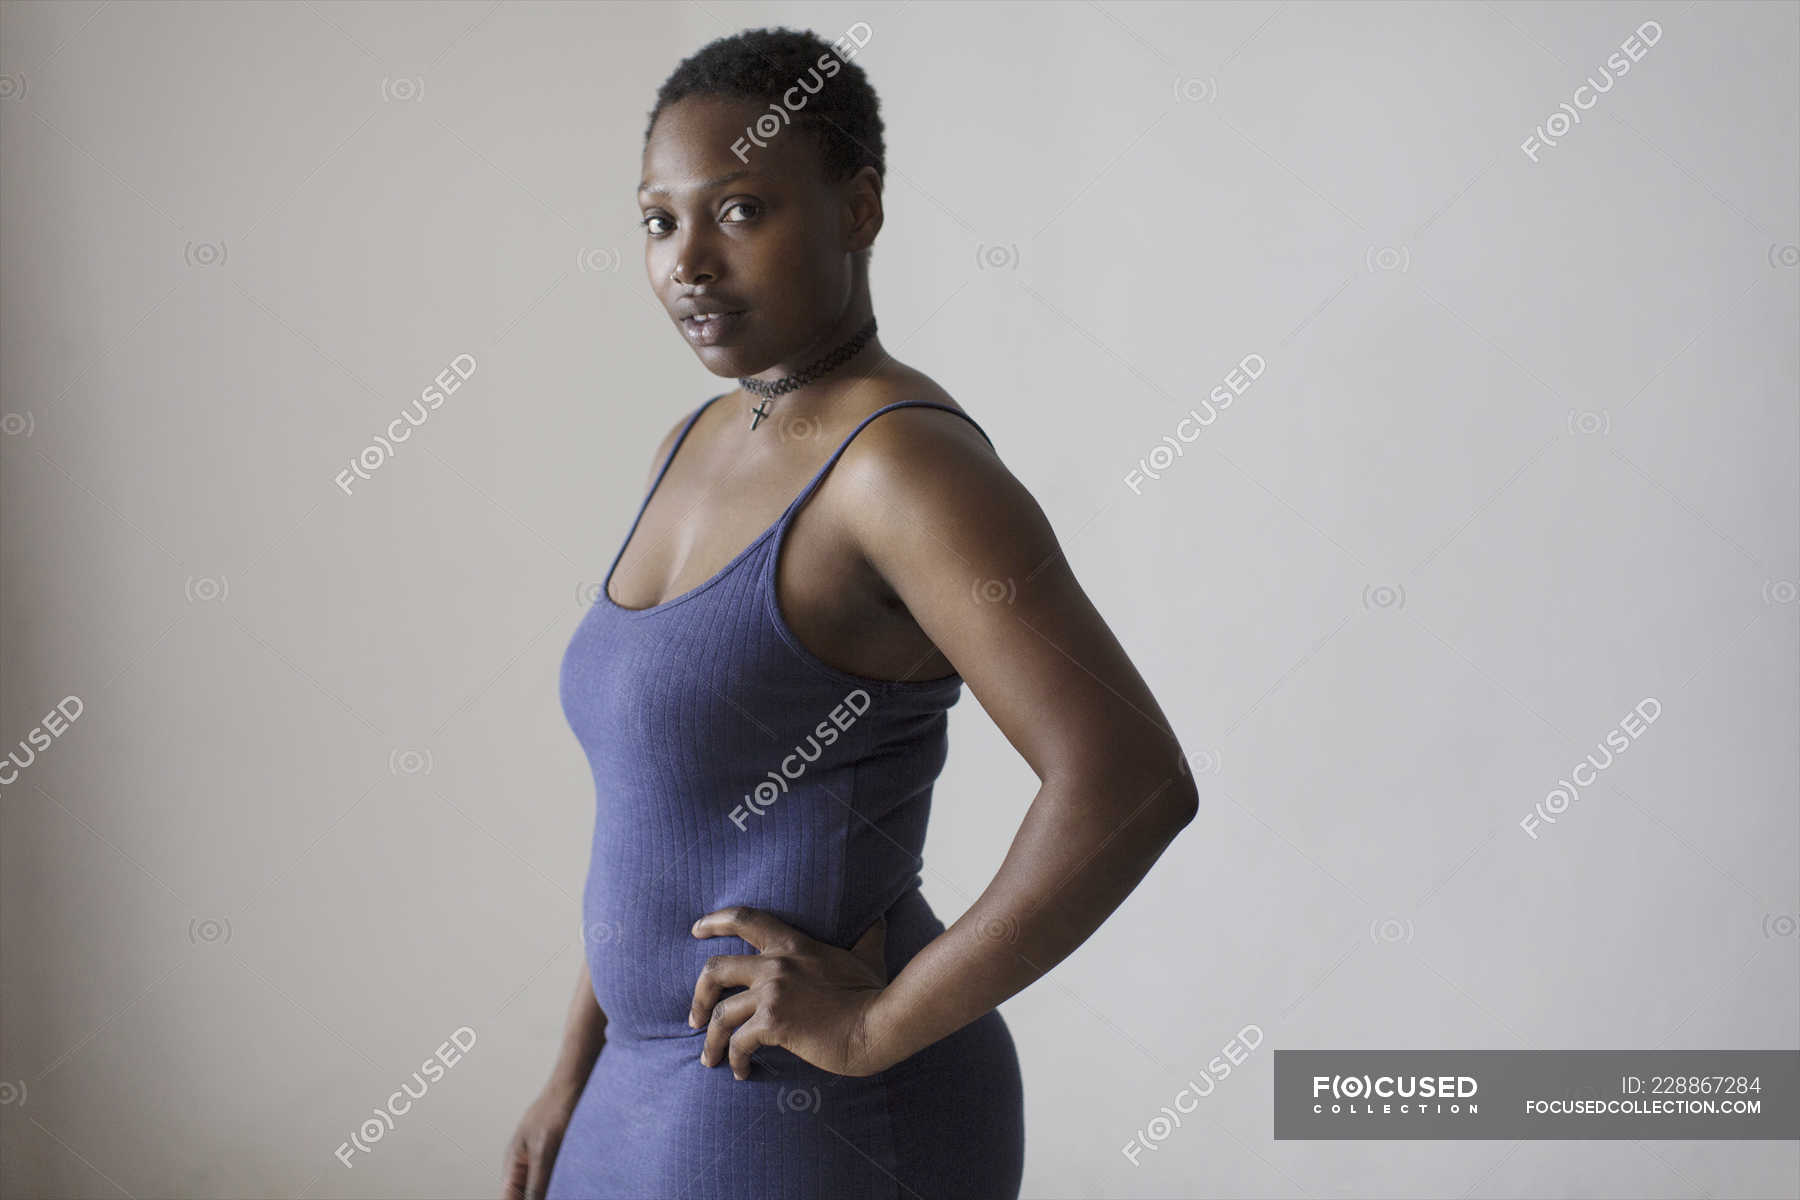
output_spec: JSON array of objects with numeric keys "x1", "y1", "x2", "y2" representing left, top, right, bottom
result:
[
  {"x1": 581, "y1": 881, "x2": 944, "y2": 1039},
  {"x1": 582, "y1": 756, "x2": 946, "y2": 830}
]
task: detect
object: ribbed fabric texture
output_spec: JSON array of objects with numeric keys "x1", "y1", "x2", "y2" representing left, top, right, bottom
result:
[{"x1": 548, "y1": 397, "x2": 1025, "y2": 1200}]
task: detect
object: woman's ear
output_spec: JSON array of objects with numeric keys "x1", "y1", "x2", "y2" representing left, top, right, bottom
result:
[{"x1": 844, "y1": 164, "x2": 884, "y2": 252}]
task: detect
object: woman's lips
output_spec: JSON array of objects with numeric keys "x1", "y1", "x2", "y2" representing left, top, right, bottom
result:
[{"x1": 680, "y1": 310, "x2": 747, "y2": 346}]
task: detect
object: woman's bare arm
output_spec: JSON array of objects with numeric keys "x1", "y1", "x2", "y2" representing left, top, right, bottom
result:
[
  {"x1": 682, "y1": 401, "x2": 1198, "y2": 1081},
  {"x1": 547, "y1": 961, "x2": 607, "y2": 1093},
  {"x1": 839, "y1": 406, "x2": 1199, "y2": 1066}
]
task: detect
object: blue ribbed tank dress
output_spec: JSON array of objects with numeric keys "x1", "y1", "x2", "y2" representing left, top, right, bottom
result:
[{"x1": 549, "y1": 395, "x2": 1026, "y2": 1199}]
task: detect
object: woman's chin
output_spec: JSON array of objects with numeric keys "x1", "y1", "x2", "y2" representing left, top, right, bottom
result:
[{"x1": 692, "y1": 346, "x2": 765, "y2": 379}]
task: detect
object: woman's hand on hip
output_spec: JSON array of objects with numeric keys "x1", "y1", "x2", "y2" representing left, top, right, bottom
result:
[{"x1": 688, "y1": 905, "x2": 891, "y2": 1079}]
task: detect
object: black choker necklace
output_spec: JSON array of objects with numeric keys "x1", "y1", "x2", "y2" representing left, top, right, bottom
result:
[{"x1": 738, "y1": 317, "x2": 878, "y2": 430}]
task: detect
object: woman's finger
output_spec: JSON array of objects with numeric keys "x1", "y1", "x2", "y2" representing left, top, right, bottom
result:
[
  {"x1": 501, "y1": 1143, "x2": 527, "y2": 1200},
  {"x1": 688, "y1": 952, "x2": 763, "y2": 1027},
  {"x1": 691, "y1": 905, "x2": 807, "y2": 953},
  {"x1": 700, "y1": 990, "x2": 759, "y2": 1067},
  {"x1": 727, "y1": 1013, "x2": 774, "y2": 1080}
]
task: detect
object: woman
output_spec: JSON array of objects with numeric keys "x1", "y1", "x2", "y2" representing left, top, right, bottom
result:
[{"x1": 505, "y1": 26, "x2": 1197, "y2": 1200}]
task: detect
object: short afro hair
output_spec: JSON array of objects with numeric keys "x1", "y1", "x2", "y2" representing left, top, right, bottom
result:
[{"x1": 646, "y1": 26, "x2": 885, "y2": 186}]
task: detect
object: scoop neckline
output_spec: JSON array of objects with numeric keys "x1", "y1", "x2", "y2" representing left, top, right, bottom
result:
[
  {"x1": 600, "y1": 517, "x2": 783, "y2": 618},
  {"x1": 595, "y1": 394, "x2": 982, "y2": 691}
]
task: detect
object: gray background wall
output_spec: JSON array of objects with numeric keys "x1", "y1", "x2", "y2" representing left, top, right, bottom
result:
[{"x1": 1, "y1": 1, "x2": 1795, "y2": 1197}]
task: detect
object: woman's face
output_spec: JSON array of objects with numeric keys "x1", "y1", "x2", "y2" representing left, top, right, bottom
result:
[{"x1": 639, "y1": 94, "x2": 868, "y2": 379}]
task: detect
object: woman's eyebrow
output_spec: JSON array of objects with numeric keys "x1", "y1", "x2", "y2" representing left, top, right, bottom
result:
[{"x1": 638, "y1": 169, "x2": 761, "y2": 198}]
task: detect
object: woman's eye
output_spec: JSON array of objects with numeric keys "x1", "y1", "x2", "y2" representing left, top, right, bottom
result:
[
  {"x1": 640, "y1": 214, "x2": 672, "y2": 235},
  {"x1": 721, "y1": 200, "x2": 760, "y2": 223}
]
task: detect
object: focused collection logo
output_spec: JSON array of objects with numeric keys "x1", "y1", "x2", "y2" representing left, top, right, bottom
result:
[{"x1": 1310, "y1": 1073, "x2": 1480, "y2": 1115}]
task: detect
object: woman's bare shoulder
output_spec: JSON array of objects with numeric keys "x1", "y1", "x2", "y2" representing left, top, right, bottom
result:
[
  {"x1": 836, "y1": 372, "x2": 990, "y2": 459},
  {"x1": 832, "y1": 376, "x2": 1027, "y2": 543}
]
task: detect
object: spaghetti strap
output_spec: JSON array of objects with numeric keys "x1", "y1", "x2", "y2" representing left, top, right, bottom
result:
[{"x1": 781, "y1": 399, "x2": 993, "y2": 526}]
